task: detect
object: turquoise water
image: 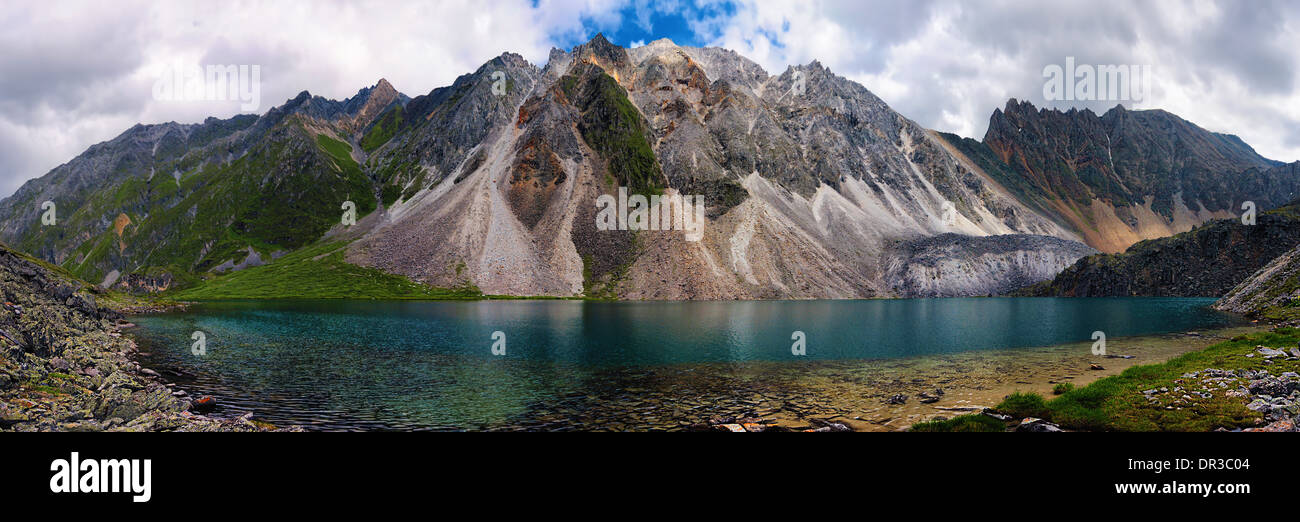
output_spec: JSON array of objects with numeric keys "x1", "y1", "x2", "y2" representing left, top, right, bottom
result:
[{"x1": 128, "y1": 298, "x2": 1241, "y2": 430}]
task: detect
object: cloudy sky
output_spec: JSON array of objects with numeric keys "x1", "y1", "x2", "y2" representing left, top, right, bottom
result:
[{"x1": 2, "y1": 0, "x2": 1298, "y2": 197}]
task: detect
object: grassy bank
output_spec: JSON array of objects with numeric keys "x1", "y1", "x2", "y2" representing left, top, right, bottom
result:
[
  {"x1": 170, "y1": 241, "x2": 482, "y2": 300},
  {"x1": 917, "y1": 327, "x2": 1300, "y2": 431}
]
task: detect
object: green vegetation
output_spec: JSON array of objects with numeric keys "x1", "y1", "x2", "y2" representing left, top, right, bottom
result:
[
  {"x1": 380, "y1": 184, "x2": 403, "y2": 207},
  {"x1": 910, "y1": 414, "x2": 1006, "y2": 432},
  {"x1": 579, "y1": 230, "x2": 640, "y2": 300},
  {"x1": 581, "y1": 253, "x2": 630, "y2": 300},
  {"x1": 22, "y1": 374, "x2": 69, "y2": 395},
  {"x1": 32, "y1": 119, "x2": 381, "y2": 286},
  {"x1": 171, "y1": 241, "x2": 481, "y2": 300},
  {"x1": 315, "y1": 133, "x2": 355, "y2": 165},
  {"x1": 371, "y1": 141, "x2": 428, "y2": 205},
  {"x1": 1240, "y1": 251, "x2": 1300, "y2": 323},
  {"x1": 96, "y1": 290, "x2": 186, "y2": 312},
  {"x1": 566, "y1": 67, "x2": 664, "y2": 195},
  {"x1": 360, "y1": 105, "x2": 404, "y2": 152},
  {"x1": 995, "y1": 391, "x2": 1050, "y2": 419},
  {"x1": 936, "y1": 132, "x2": 1058, "y2": 219},
  {"x1": 24, "y1": 384, "x2": 66, "y2": 395},
  {"x1": 1052, "y1": 382, "x2": 1075, "y2": 395},
  {"x1": 1, "y1": 241, "x2": 79, "y2": 282},
  {"x1": 988, "y1": 328, "x2": 1300, "y2": 431}
]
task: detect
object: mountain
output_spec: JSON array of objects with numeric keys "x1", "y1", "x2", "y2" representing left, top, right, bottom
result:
[
  {"x1": 1015, "y1": 197, "x2": 1300, "y2": 297},
  {"x1": 941, "y1": 101, "x2": 1299, "y2": 253},
  {"x1": 6, "y1": 34, "x2": 1287, "y2": 300},
  {"x1": 0, "y1": 79, "x2": 405, "y2": 291},
  {"x1": 341, "y1": 35, "x2": 1082, "y2": 298}
]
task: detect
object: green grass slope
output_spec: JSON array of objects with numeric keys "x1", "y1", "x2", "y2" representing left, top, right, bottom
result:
[
  {"x1": 171, "y1": 241, "x2": 480, "y2": 300},
  {"x1": 1003, "y1": 328, "x2": 1298, "y2": 431}
]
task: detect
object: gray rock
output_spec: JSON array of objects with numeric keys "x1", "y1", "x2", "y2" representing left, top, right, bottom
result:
[
  {"x1": 1258, "y1": 347, "x2": 1286, "y2": 358},
  {"x1": 1015, "y1": 418, "x2": 1063, "y2": 432}
]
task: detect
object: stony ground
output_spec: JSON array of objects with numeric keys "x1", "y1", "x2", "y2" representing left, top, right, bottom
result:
[
  {"x1": 0, "y1": 245, "x2": 291, "y2": 432},
  {"x1": 1167, "y1": 347, "x2": 1300, "y2": 432}
]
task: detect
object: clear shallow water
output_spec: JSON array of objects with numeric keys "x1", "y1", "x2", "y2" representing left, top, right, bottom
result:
[{"x1": 128, "y1": 298, "x2": 1242, "y2": 430}]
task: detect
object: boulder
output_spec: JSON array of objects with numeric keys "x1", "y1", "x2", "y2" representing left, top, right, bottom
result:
[
  {"x1": 1015, "y1": 417, "x2": 1063, "y2": 432},
  {"x1": 191, "y1": 395, "x2": 218, "y2": 413}
]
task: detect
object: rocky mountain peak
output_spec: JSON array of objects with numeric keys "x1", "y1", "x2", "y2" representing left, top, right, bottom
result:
[
  {"x1": 374, "y1": 77, "x2": 395, "y2": 92},
  {"x1": 646, "y1": 37, "x2": 676, "y2": 46},
  {"x1": 571, "y1": 32, "x2": 630, "y2": 74},
  {"x1": 337, "y1": 78, "x2": 404, "y2": 131},
  {"x1": 5, "y1": 36, "x2": 1291, "y2": 302},
  {"x1": 974, "y1": 95, "x2": 1296, "y2": 252}
]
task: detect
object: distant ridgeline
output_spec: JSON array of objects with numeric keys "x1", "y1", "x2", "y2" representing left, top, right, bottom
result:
[
  {"x1": 1015, "y1": 199, "x2": 1300, "y2": 297},
  {"x1": 3, "y1": 34, "x2": 1299, "y2": 300}
]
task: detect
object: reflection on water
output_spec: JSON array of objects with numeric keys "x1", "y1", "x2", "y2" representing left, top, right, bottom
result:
[{"x1": 127, "y1": 298, "x2": 1242, "y2": 430}]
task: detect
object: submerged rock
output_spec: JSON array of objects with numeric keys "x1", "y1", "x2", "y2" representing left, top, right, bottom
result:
[{"x1": 191, "y1": 395, "x2": 218, "y2": 413}]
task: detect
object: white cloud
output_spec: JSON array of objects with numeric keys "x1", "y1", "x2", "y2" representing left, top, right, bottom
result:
[
  {"x1": 690, "y1": 0, "x2": 1300, "y2": 163},
  {"x1": 2, "y1": 0, "x2": 1299, "y2": 198},
  {"x1": 0, "y1": 0, "x2": 635, "y2": 195}
]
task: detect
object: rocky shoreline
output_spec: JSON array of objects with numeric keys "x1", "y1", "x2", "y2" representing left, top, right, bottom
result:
[
  {"x1": 2, "y1": 235, "x2": 1286, "y2": 432},
  {"x1": 1180, "y1": 346, "x2": 1300, "y2": 432},
  {"x1": 0, "y1": 245, "x2": 288, "y2": 432}
]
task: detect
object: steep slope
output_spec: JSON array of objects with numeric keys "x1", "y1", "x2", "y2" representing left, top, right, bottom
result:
[
  {"x1": 1214, "y1": 241, "x2": 1300, "y2": 323},
  {"x1": 887, "y1": 234, "x2": 1097, "y2": 297},
  {"x1": 22, "y1": 36, "x2": 1272, "y2": 300},
  {"x1": 342, "y1": 36, "x2": 1089, "y2": 298},
  {"x1": 0, "y1": 80, "x2": 405, "y2": 290},
  {"x1": 952, "y1": 100, "x2": 1299, "y2": 253},
  {"x1": 341, "y1": 53, "x2": 583, "y2": 296},
  {"x1": 1016, "y1": 199, "x2": 1300, "y2": 297}
]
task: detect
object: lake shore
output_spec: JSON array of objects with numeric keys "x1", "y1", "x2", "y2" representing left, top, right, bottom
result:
[
  {"x1": 2, "y1": 236, "x2": 1271, "y2": 433},
  {"x1": 124, "y1": 299, "x2": 1265, "y2": 431},
  {"x1": 785, "y1": 326, "x2": 1270, "y2": 432},
  {"x1": 0, "y1": 245, "x2": 285, "y2": 432}
]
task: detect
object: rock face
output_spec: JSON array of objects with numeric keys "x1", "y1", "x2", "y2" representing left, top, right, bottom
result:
[
  {"x1": 5, "y1": 35, "x2": 1291, "y2": 299},
  {"x1": 1215, "y1": 240, "x2": 1300, "y2": 322},
  {"x1": 1018, "y1": 201, "x2": 1300, "y2": 297},
  {"x1": 947, "y1": 100, "x2": 1300, "y2": 253},
  {"x1": 343, "y1": 35, "x2": 1085, "y2": 299},
  {"x1": 886, "y1": 234, "x2": 1097, "y2": 297},
  {"x1": 0, "y1": 243, "x2": 281, "y2": 431}
]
